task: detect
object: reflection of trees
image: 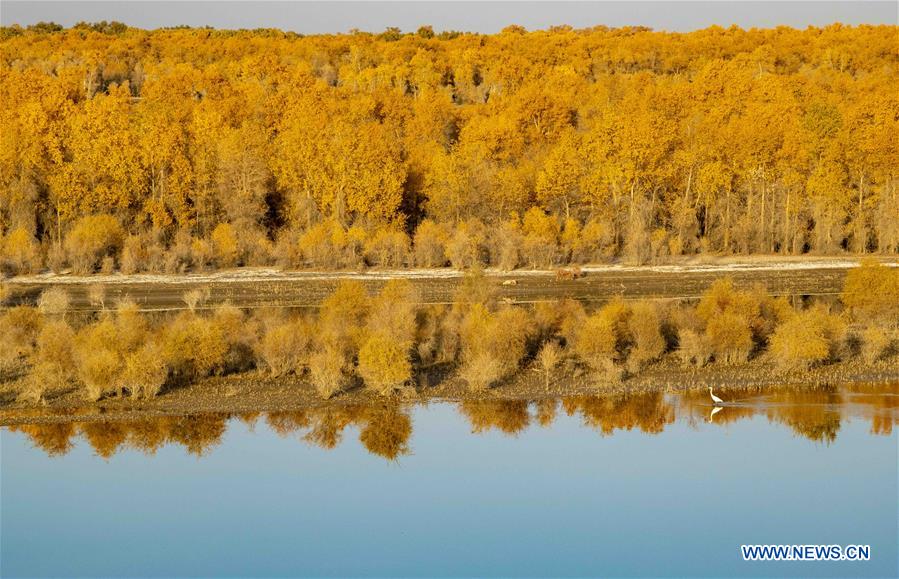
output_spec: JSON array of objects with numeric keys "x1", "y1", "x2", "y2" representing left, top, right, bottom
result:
[
  {"x1": 266, "y1": 404, "x2": 412, "y2": 460},
  {"x1": 459, "y1": 400, "x2": 530, "y2": 435},
  {"x1": 7, "y1": 422, "x2": 75, "y2": 456},
  {"x1": 359, "y1": 404, "x2": 412, "y2": 460},
  {"x1": 563, "y1": 393, "x2": 674, "y2": 435},
  {"x1": 5, "y1": 383, "x2": 896, "y2": 459}
]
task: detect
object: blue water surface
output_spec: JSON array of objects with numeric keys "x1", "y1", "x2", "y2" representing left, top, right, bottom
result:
[{"x1": 2, "y1": 397, "x2": 897, "y2": 578}]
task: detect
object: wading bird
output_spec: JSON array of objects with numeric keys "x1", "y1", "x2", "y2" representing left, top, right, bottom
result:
[{"x1": 709, "y1": 387, "x2": 724, "y2": 405}]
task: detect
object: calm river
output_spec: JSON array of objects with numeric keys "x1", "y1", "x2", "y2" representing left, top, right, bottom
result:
[{"x1": 2, "y1": 384, "x2": 897, "y2": 577}]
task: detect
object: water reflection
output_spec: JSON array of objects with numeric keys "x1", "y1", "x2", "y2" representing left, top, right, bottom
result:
[{"x1": 4, "y1": 384, "x2": 897, "y2": 460}]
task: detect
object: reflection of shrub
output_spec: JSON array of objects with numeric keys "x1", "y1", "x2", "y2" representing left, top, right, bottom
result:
[
  {"x1": 64, "y1": 214, "x2": 124, "y2": 274},
  {"x1": 769, "y1": 307, "x2": 846, "y2": 371},
  {"x1": 358, "y1": 333, "x2": 412, "y2": 395},
  {"x1": 841, "y1": 259, "x2": 899, "y2": 323}
]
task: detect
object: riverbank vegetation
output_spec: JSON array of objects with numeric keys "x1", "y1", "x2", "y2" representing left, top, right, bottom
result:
[
  {"x1": 1, "y1": 23, "x2": 897, "y2": 276},
  {"x1": 0, "y1": 261, "x2": 896, "y2": 406}
]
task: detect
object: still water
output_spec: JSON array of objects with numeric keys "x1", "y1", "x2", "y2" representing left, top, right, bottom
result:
[{"x1": 2, "y1": 385, "x2": 897, "y2": 577}]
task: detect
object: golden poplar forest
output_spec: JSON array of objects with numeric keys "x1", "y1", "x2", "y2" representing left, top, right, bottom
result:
[{"x1": 1, "y1": 22, "x2": 897, "y2": 274}]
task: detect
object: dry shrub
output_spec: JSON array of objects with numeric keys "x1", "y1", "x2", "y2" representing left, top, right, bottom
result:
[
  {"x1": 121, "y1": 342, "x2": 168, "y2": 399},
  {"x1": 120, "y1": 235, "x2": 147, "y2": 274},
  {"x1": 87, "y1": 284, "x2": 106, "y2": 310},
  {"x1": 64, "y1": 214, "x2": 124, "y2": 274},
  {"x1": 0, "y1": 306, "x2": 42, "y2": 372},
  {"x1": 309, "y1": 344, "x2": 349, "y2": 399},
  {"x1": 37, "y1": 287, "x2": 69, "y2": 316},
  {"x1": 677, "y1": 329, "x2": 711, "y2": 367},
  {"x1": 161, "y1": 312, "x2": 228, "y2": 378},
  {"x1": 211, "y1": 223, "x2": 240, "y2": 268},
  {"x1": 319, "y1": 280, "x2": 369, "y2": 347},
  {"x1": 574, "y1": 313, "x2": 618, "y2": 376},
  {"x1": 841, "y1": 259, "x2": 899, "y2": 324},
  {"x1": 705, "y1": 313, "x2": 753, "y2": 364},
  {"x1": 257, "y1": 316, "x2": 315, "y2": 376},
  {"x1": 769, "y1": 306, "x2": 846, "y2": 371},
  {"x1": 491, "y1": 219, "x2": 523, "y2": 271},
  {"x1": 446, "y1": 219, "x2": 487, "y2": 269},
  {"x1": 412, "y1": 219, "x2": 448, "y2": 267},
  {"x1": 521, "y1": 207, "x2": 558, "y2": 268},
  {"x1": 182, "y1": 287, "x2": 210, "y2": 311},
  {"x1": 459, "y1": 304, "x2": 531, "y2": 391},
  {"x1": 213, "y1": 304, "x2": 258, "y2": 372},
  {"x1": 368, "y1": 279, "x2": 417, "y2": 344},
  {"x1": 364, "y1": 228, "x2": 410, "y2": 268},
  {"x1": 0, "y1": 282, "x2": 10, "y2": 305},
  {"x1": 33, "y1": 320, "x2": 75, "y2": 377},
  {"x1": 861, "y1": 325, "x2": 891, "y2": 364},
  {"x1": 696, "y1": 278, "x2": 762, "y2": 364},
  {"x1": 627, "y1": 301, "x2": 666, "y2": 371},
  {"x1": 357, "y1": 333, "x2": 412, "y2": 395},
  {"x1": 2, "y1": 227, "x2": 41, "y2": 274},
  {"x1": 536, "y1": 340, "x2": 562, "y2": 388}
]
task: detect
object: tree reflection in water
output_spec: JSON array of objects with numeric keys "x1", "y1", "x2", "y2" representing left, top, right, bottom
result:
[{"x1": 4, "y1": 384, "x2": 897, "y2": 460}]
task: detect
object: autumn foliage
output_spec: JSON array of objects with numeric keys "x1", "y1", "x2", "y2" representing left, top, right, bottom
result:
[{"x1": 0, "y1": 23, "x2": 897, "y2": 275}]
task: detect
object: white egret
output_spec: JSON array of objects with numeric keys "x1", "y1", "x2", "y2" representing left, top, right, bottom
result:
[{"x1": 709, "y1": 386, "x2": 724, "y2": 405}]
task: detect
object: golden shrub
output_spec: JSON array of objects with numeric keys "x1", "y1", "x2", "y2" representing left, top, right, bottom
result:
[
  {"x1": 357, "y1": 333, "x2": 412, "y2": 395},
  {"x1": 706, "y1": 312, "x2": 753, "y2": 364},
  {"x1": 64, "y1": 214, "x2": 124, "y2": 274},
  {"x1": 677, "y1": 329, "x2": 711, "y2": 367},
  {"x1": 37, "y1": 287, "x2": 69, "y2": 315},
  {"x1": 769, "y1": 307, "x2": 846, "y2": 370},
  {"x1": 257, "y1": 317, "x2": 315, "y2": 376},
  {"x1": 77, "y1": 347, "x2": 122, "y2": 401},
  {"x1": 161, "y1": 312, "x2": 228, "y2": 377},
  {"x1": 412, "y1": 219, "x2": 448, "y2": 267},
  {"x1": 308, "y1": 344, "x2": 348, "y2": 399},
  {"x1": 211, "y1": 223, "x2": 240, "y2": 268},
  {"x1": 536, "y1": 340, "x2": 563, "y2": 387},
  {"x1": 627, "y1": 301, "x2": 666, "y2": 370},
  {"x1": 574, "y1": 313, "x2": 618, "y2": 374},
  {"x1": 121, "y1": 342, "x2": 168, "y2": 399},
  {"x1": 2, "y1": 227, "x2": 41, "y2": 274},
  {"x1": 0, "y1": 306, "x2": 42, "y2": 371},
  {"x1": 841, "y1": 259, "x2": 899, "y2": 323},
  {"x1": 367, "y1": 279, "x2": 417, "y2": 345},
  {"x1": 364, "y1": 228, "x2": 411, "y2": 268},
  {"x1": 459, "y1": 304, "x2": 531, "y2": 390},
  {"x1": 861, "y1": 325, "x2": 891, "y2": 364},
  {"x1": 319, "y1": 280, "x2": 369, "y2": 346},
  {"x1": 33, "y1": 320, "x2": 75, "y2": 378}
]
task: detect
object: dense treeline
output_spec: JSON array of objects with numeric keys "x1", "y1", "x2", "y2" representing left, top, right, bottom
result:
[
  {"x1": 1, "y1": 22, "x2": 897, "y2": 274},
  {"x1": 2, "y1": 261, "x2": 897, "y2": 405}
]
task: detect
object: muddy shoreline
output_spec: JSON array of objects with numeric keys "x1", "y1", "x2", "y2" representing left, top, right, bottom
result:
[
  {"x1": 2, "y1": 353, "x2": 895, "y2": 427},
  {"x1": 4, "y1": 257, "x2": 895, "y2": 312}
]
